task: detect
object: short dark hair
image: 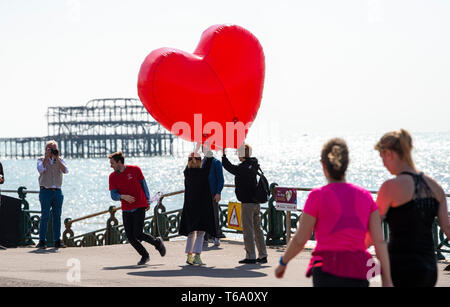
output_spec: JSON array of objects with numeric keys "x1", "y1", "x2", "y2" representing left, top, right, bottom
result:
[
  {"x1": 108, "y1": 151, "x2": 125, "y2": 164},
  {"x1": 320, "y1": 138, "x2": 349, "y2": 181},
  {"x1": 238, "y1": 144, "x2": 252, "y2": 158}
]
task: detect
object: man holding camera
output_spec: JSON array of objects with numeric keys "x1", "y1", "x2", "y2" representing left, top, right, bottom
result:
[{"x1": 36, "y1": 140, "x2": 68, "y2": 249}]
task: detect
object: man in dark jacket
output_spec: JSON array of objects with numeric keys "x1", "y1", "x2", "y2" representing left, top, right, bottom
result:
[{"x1": 222, "y1": 144, "x2": 267, "y2": 264}]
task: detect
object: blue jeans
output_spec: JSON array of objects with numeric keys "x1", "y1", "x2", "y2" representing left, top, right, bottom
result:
[{"x1": 39, "y1": 188, "x2": 64, "y2": 242}]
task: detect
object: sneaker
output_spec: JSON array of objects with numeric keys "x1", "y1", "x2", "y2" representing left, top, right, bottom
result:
[
  {"x1": 213, "y1": 238, "x2": 220, "y2": 246},
  {"x1": 54, "y1": 240, "x2": 66, "y2": 249},
  {"x1": 36, "y1": 241, "x2": 47, "y2": 250},
  {"x1": 186, "y1": 254, "x2": 194, "y2": 265},
  {"x1": 256, "y1": 257, "x2": 267, "y2": 264},
  {"x1": 238, "y1": 258, "x2": 257, "y2": 264},
  {"x1": 137, "y1": 255, "x2": 149, "y2": 265},
  {"x1": 193, "y1": 254, "x2": 204, "y2": 265},
  {"x1": 155, "y1": 238, "x2": 166, "y2": 257}
]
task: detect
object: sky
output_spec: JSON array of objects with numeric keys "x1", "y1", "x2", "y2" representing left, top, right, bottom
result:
[{"x1": 1, "y1": 0, "x2": 449, "y2": 138}]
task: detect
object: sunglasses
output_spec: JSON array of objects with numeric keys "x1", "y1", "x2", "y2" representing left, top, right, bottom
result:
[{"x1": 188, "y1": 157, "x2": 202, "y2": 161}]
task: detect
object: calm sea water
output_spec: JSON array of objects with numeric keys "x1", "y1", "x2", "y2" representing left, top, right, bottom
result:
[{"x1": 1, "y1": 130, "x2": 449, "y2": 237}]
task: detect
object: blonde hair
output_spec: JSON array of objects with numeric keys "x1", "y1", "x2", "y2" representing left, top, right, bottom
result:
[
  {"x1": 46, "y1": 140, "x2": 58, "y2": 148},
  {"x1": 187, "y1": 152, "x2": 202, "y2": 168},
  {"x1": 320, "y1": 138, "x2": 349, "y2": 180},
  {"x1": 374, "y1": 129, "x2": 415, "y2": 169}
]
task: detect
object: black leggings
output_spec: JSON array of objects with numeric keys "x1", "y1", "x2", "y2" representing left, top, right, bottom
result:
[
  {"x1": 312, "y1": 267, "x2": 369, "y2": 287},
  {"x1": 122, "y1": 207, "x2": 157, "y2": 257}
]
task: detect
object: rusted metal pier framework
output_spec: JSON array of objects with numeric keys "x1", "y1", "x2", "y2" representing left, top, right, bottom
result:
[{"x1": 0, "y1": 98, "x2": 174, "y2": 159}]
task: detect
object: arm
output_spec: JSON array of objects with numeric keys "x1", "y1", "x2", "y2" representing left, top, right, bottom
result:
[
  {"x1": 140, "y1": 179, "x2": 151, "y2": 207},
  {"x1": 109, "y1": 177, "x2": 134, "y2": 204},
  {"x1": 275, "y1": 212, "x2": 316, "y2": 278},
  {"x1": 41, "y1": 148, "x2": 52, "y2": 170},
  {"x1": 56, "y1": 157, "x2": 69, "y2": 174},
  {"x1": 437, "y1": 187, "x2": 450, "y2": 239},
  {"x1": 110, "y1": 189, "x2": 121, "y2": 201},
  {"x1": 221, "y1": 154, "x2": 239, "y2": 176},
  {"x1": 37, "y1": 159, "x2": 46, "y2": 175},
  {"x1": 368, "y1": 210, "x2": 393, "y2": 287},
  {"x1": 214, "y1": 160, "x2": 225, "y2": 202},
  {"x1": 194, "y1": 142, "x2": 202, "y2": 153},
  {"x1": 376, "y1": 181, "x2": 392, "y2": 218}
]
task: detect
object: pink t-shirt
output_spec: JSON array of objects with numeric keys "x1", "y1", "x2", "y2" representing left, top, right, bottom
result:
[{"x1": 303, "y1": 182, "x2": 379, "y2": 279}]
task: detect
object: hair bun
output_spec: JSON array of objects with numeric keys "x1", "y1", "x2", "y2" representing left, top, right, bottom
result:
[{"x1": 328, "y1": 145, "x2": 343, "y2": 170}]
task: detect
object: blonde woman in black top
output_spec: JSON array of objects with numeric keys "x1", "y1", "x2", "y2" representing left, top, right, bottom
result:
[{"x1": 375, "y1": 129, "x2": 450, "y2": 287}]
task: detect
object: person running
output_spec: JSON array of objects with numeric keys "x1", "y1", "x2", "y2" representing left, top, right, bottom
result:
[
  {"x1": 374, "y1": 129, "x2": 450, "y2": 287},
  {"x1": 275, "y1": 138, "x2": 392, "y2": 287},
  {"x1": 179, "y1": 152, "x2": 218, "y2": 265},
  {"x1": 108, "y1": 151, "x2": 166, "y2": 265},
  {"x1": 222, "y1": 144, "x2": 268, "y2": 264}
]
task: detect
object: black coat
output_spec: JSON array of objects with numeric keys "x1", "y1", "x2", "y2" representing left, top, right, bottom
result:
[
  {"x1": 178, "y1": 159, "x2": 218, "y2": 237},
  {"x1": 221, "y1": 155, "x2": 259, "y2": 203}
]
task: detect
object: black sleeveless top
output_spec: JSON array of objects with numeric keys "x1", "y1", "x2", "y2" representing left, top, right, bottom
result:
[{"x1": 385, "y1": 172, "x2": 439, "y2": 256}]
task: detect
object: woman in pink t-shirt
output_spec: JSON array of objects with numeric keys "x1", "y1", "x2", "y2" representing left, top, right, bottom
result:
[{"x1": 275, "y1": 138, "x2": 392, "y2": 287}]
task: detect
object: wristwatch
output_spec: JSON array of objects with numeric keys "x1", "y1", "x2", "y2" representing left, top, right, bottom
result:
[{"x1": 279, "y1": 256, "x2": 287, "y2": 266}]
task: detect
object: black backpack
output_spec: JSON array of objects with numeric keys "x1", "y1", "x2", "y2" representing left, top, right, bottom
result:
[{"x1": 253, "y1": 165, "x2": 270, "y2": 203}]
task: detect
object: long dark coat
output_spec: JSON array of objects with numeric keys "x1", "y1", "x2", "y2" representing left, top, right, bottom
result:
[{"x1": 178, "y1": 158, "x2": 218, "y2": 237}]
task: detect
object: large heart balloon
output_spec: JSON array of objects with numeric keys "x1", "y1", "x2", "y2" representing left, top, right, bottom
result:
[{"x1": 137, "y1": 24, "x2": 265, "y2": 149}]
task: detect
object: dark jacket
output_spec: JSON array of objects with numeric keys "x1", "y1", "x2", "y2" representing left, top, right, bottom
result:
[
  {"x1": 179, "y1": 159, "x2": 218, "y2": 237},
  {"x1": 202, "y1": 157, "x2": 224, "y2": 196},
  {"x1": 222, "y1": 155, "x2": 259, "y2": 203}
]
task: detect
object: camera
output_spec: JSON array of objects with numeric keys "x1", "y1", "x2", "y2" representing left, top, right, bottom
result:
[{"x1": 51, "y1": 149, "x2": 59, "y2": 156}]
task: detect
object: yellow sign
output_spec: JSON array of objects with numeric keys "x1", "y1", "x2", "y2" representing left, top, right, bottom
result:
[{"x1": 227, "y1": 202, "x2": 242, "y2": 231}]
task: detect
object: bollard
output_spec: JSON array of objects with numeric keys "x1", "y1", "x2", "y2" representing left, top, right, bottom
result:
[
  {"x1": 154, "y1": 197, "x2": 169, "y2": 241},
  {"x1": 17, "y1": 186, "x2": 35, "y2": 246},
  {"x1": 63, "y1": 218, "x2": 75, "y2": 247},
  {"x1": 105, "y1": 206, "x2": 120, "y2": 245}
]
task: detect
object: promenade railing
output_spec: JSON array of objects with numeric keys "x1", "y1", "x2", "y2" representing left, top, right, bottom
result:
[{"x1": 1, "y1": 185, "x2": 449, "y2": 260}]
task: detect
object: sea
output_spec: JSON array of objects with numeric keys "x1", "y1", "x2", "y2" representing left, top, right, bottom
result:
[{"x1": 1, "y1": 128, "x2": 449, "y2": 240}]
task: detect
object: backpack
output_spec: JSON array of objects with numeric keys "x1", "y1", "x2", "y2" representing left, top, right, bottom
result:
[{"x1": 253, "y1": 164, "x2": 270, "y2": 203}]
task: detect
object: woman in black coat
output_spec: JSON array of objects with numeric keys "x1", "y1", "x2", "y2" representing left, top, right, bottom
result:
[{"x1": 179, "y1": 152, "x2": 218, "y2": 265}]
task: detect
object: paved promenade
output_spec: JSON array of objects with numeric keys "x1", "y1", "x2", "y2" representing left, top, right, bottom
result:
[{"x1": 1, "y1": 239, "x2": 449, "y2": 287}]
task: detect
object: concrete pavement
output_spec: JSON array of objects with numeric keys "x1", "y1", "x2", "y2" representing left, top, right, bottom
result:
[{"x1": 1, "y1": 238, "x2": 449, "y2": 287}]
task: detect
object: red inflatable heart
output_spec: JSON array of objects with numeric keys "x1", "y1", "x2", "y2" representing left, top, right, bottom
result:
[{"x1": 137, "y1": 24, "x2": 265, "y2": 149}]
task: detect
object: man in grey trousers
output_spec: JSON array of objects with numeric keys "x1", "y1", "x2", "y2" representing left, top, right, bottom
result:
[{"x1": 221, "y1": 144, "x2": 267, "y2": 264}]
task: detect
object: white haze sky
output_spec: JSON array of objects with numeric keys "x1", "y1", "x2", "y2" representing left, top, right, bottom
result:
[{"x1": 0, "y1": 0, "x2": 449, "y2": 138}]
